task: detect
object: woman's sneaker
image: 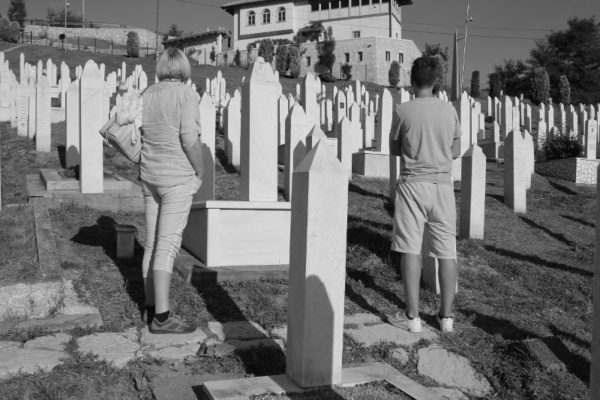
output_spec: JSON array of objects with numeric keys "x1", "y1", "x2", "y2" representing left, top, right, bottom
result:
[
  {"x1": 149, "y1": 312, "x2": 196, "y2": 334},
  {"x1": 437, "y1": 314, "x2": 454, "y2": 333},
  {"x1": 386, "y1": 312, "x2": 422, "y2": 333}
]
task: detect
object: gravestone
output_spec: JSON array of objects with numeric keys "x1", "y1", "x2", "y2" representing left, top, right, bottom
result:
[
  {"x1": 286, "y1": 140, "x2": 348, "y2": 388},
  {"x1": 16, "y1": 84, "x2": 29, "y2": 137},
  {"x1": 592, "y1": 166, "x2": 600, "y2": 399},
  {"x1": 195, "y1": 93, "x2": 216, "y2": 201},
  {"x1": 470, "y1": 104, "x2": 478, "y2": 145},
  {"x1": 459, "y1": 144, "x2": 486, "y2": 239},
  {"x1": 362, "y1": 106, "x2": 374, "y2": 149},
  {"x1": 65, "y1": 83, "x2": 80, "y2": 168},
  {"x1": 284, "y1": 104, "x2": 313, "y2": 200},
  {"x1": 375, "y1": 89, "x2": 392, "y2": 153},
  {"x1": 537, "y1": 120, "x2": 547, "y2": 150},
  {"x1": 138, "y1": 70, "x2": 148, "y2": 92},
  {"x1": 0, "y1": 62, "x2": 10, "y2": 107},
  {"x1": 278, "y1": 94, "x2": 288, "y2": 147},
  {"x1": 79, "y1": 61, "x2": 106, "y2": 193},
  {"x1": 546, "y1": 103, "x2": 554, "y2": 131},
  {"x1": 504, "y1": 131, "x2": 527, "y2": 213},
  {"x1": 225, "y1": 89, "x2": 241, "y2": 168},
  {"x1": 302, "y1": 72, "x2": 320, "y2": 126},
  {"x1": 586, "y1": 120, "x2": 598, "y2": 159},
  {"x1": 568, "y1": 110, "x2": 578, "y2": 138},
  {"x1": 35, "y1": 75, "x2": 51, "y2": 152},
  {"x1": 27, "y1": 80, "x2": 36, "y2": 139},
  {"x1": 456, "y1": 93, "x2": 471, "y2": 154},
  {"x1": 305, "y1": 125, "x2": 328, "y2": 153},
  {"x1": 336, "y1": 117, "x2": 356, "y2": 179},
  {"x1": 501, "y1": 96, "x2": 513, "y2": 139},
  {"x1": 523, "y1": 129, "x2": 534, "y2": 190},
  {"x1": 19, "y1": 53, "x2": 25, "y2": 84},
  {"x1": 324, "y1": 98, "x2": 333, "y2": 131},
  {"x1": 240, "y1": 57, "x2": 282, "y2": 202},
  {"x1": 334, "y1": 90, "x2": 346, "y2": 125}
]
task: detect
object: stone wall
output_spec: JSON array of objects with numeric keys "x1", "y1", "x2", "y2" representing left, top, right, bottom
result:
[
  {"x1": 24, "y1": 25, "x2": 162, "y2": 50},
  {"x1": 535, "y1": 157, "x2": 600, "y2": 184}
]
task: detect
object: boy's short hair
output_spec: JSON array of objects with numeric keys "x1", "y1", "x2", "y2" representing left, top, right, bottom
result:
[
  {"x1": 156, "y1": 47, "x2": 191, "y2": 82},
  {"x1": 410, "y1": 56, "x2": 439, "y2": 89}
]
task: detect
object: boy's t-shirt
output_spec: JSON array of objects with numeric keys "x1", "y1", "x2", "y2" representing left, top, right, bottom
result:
[{"x1": 390, "y1": 97, "x2": 462, "y2": 185}]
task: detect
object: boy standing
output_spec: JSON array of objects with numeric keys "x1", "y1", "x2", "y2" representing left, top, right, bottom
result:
[{"x1": 387, "y1": 56, "x2": 461, "y2": 333}]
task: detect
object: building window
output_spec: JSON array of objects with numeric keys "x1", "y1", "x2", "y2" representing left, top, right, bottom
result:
[
  {"x1": 320, "y1": 0, "x2": 328, "y2": 10},
  {"x1": 352, "y1": 30, "x2": 361, "y2": 38},
  {"x1": 385, "y1": 51, "x2": 390, "y2": 61},
  {"x1": 262, "y1": 9, "x2": 271, "y2": 24},
  {"x1": 311, "y1": 1, "x2": 319, "y2": 11},
  {"x1": 361, "y1": 0, "x2": 370, "y2": 5},
  {"x1": 248, "y1": 11, "x2": 255, "y2": 26},
  {"x1": 331, "y1": 0, "x2": 340, "y2": 9},
  {"x1": 358, "y1": 52, "x2": 363, "y2": 62},
  {"x1": 341, "y1": 0, "x2": 349, "y2": 7},
  {"x1": 278, "y1": 7, "x2": 286, "y2": 22},
  {"x1": 345, "y1": 53, "x2": 350, "y2": 63},
  {"x1": 307, "y1": 56, "x2": 311, "y2": 66},
  {"x1": 351, "y1": 0, "x2": 359, "y2": 6},
  {"x1": 398, "y1": 53, "x2": 404, "y2": 63}
]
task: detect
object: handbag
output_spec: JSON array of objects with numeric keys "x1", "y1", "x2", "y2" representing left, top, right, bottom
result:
[{"x1": 99, "y1": 91, "x2": 143, "y2": 164}]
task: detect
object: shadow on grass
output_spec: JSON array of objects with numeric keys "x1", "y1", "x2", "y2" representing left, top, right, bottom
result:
[
  {"x1": 347, "y1": 225, "x2": 391, "y2": 262},
  {"x1": 518, "y1": 216, "x2": 576, "y2": 248},
  {"x1": 486, "y1": 192, "x2": 505, "y2": 204},
  {"x1": 349, "y1": 182, "x2": 388, "y2": 201},
  {"x1": 561, "y1": 214, "x2": 595, "y2": 228},
  {"x1": 464, "y1": 309, "x2": 590, "y2": 384},
  {"x1": 548, "y1": 180, "x2": 578, "y2": 196},
  {"x1": 215, "y1": 147, "x2": 238, "y2": 174},
  {"x1": 71, "y1": 216, "x2": 146, "y2": 318},
  {"x1": 483, "y1": 245, "x2": 592, "y2": 277}
]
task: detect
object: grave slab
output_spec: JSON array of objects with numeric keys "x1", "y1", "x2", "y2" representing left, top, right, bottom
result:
[
  {"x1": 140, "y1": 326, "x2": 207, "y2": 350},
  {"x1": 345, "y1": 323, "x2": 438, "y2": 348},
  {"x1": 77, "y1": 328, "x2": 140, "y2": 368},
  {"x1": 207, "y1": 321, "x2": 268, "y2": 342},
  {"x1": 344, "y1": 313, "x2": 384, "y2": 327},
  {"x1": 151, "y1": 373, "x2": 245, "y2": 400},
  {"x1": 23, "y1": 333, "x2": 71, "y2": 352},
  {"x1": 0, "y1": 347, "x2": 67, "y2": 379},
  {"x1": 0, "y1": 313, "x2": 102, "y2": 335}
]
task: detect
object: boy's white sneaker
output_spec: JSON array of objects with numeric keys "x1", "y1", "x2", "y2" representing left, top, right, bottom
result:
[
  {"x1": 437, "y1": 315, "x2": 454, "y2": 333},
  {"x1": 387, "y1": 312, "x2": 422, "y2": 333}
]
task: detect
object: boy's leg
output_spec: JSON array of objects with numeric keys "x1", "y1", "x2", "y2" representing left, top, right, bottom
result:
[
  {"x1": 401, "y1": 253, "x2": 421, "y2": 319},
  {"x1": 438, "y1": 258, "x2": 457, "y2": 317}
]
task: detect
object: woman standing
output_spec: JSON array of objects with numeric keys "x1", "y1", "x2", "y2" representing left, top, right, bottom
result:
[{"x1": 141, "y1": 48, "x2": 203, "y2": 334}]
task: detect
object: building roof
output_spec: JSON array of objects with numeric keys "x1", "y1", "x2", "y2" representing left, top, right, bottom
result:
[
  {"x1": 222, "y1": 0, "x2": 413, "y2": 14},
  {"x1": 162, "y1": 28, "x2": 230, "y2": 46}
]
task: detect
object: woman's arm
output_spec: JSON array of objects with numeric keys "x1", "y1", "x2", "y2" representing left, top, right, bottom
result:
[
  {"x1": 180, "y1": 88, "x2": 203, "y2": 177},
  {"x1": 182, "y1": 135, "x2": 203, "y2": 177}
]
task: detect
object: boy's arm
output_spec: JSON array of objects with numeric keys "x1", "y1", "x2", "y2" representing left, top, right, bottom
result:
[
  {"x1": 389, "y1": 106, "x2": 402, "y2": 156},
  {"x1": 451, "y1": 110, "x2": 462, "y2": 160}
]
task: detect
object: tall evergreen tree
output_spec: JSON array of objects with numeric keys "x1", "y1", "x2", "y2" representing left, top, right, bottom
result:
[{"x1": 7, "y1": 0, "x2": 26, "y2": 28}]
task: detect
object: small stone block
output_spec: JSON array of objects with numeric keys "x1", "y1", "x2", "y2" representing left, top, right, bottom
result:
[
  {"x1": 140, "y1": 326, "x2": 207, "y2": 350},
  {"x1": 23, "y1": 333, "x2": 71, "y2": 352},
  {"x1": 207, "y1": 321, "x2": 268, "y2": 342},
  {"x1": 345, "y1": 323, "x2": 438, "y2": 348},
  {"x1": 115, "y1": 224, "x2": 136, "y2": 259},
  {"x1": 519, "y1": 337, "x2": 566, "y2": 372}
]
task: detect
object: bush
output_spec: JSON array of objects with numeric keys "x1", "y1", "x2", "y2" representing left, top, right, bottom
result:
[
  {"x1": 7, "y1": 0, "x2": 26, "y2": 28},
  {"x1": 275, "y1": 45, "x2": 289, "y2": 75},
  {"x1": 210, "y1": 46, "x2": 216, "y2": 63},
  {"x1": 389, "y1": 61, "x2": 400, "y2": 88},
  {"x1": 431, "y1": 55, "x2": 445, "y2": 94},
  {"x1": 558, "y1": 75, "x2": 571, "y2": 104},
  {"x1": 0, "y1": 17, "x2": 20, "y2": 43},
  {"x1": 530, "y1": 67, "x2": 550, "y2": 104},
  {"x1": 288, "y1": 45, "x2": 301, "y2": 78},
  {"x1": 257, "y1": 39, "x2": 275, "y2": 63},
  {"x1": 234, "y1": 49, "x2": 241, "y2": 67},
  {"x1": 126, "y1": 31, "x2": 140, "y2": 58},
  {"x1": 293, "y1": 21, "x2": 324, "y2": 44},
  {"x1": 316, "y1": 27, "x2": 335, "y2": 73},
  {"x1": 543, "y1": 135, "x2": 582, "y2": 160},
  {"x1": 341, "y1": 63, "x2": 352, "y2": 80},
  {"x1": 489, "y1": 73, "x2": 502, "y2": 98},
  {"x1": 470, "y1": 70, "x2": 480, "y2": 98}
]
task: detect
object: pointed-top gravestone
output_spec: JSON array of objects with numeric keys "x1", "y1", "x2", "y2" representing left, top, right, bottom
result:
[
  {"x1": 305, "y1": 125, "x2": 327, "y2": 153},
  {"x1": 284, "y1": 104, "x2": 313, "y2": 200},
  {"x1": 336, "y1": 117, "x2": 356, "y2": 179},
  {"x1": 586, "y1": 119, "x2": 598, "y2": 159},
  {"x1": 278, "y1": 94, "x2": 288, "y2": 147},
  {"x1": 592, "y1": 169, "x2": 600, "y2": 400},
  {"x1": 19, "y1": 53, "x2": 25, "y2": 84},
  {"x1": 334, "y1": 90, "x2": 346, "y2": 125},
  {"x1": 455, "y1": 92, "x2": 471, "y2": 155},
  {"x1": 286, "y1": 139, "x2": 348, "y2": 389},
  {"x1": 375, "y1": 88, "x2": 392, "y2": 153},
  {"x1": 459, "y1": 144, "x2": 486, "y2": 239},
  {"x1": 27, "y1": 80, "x2": 36, "y2": 139},
  {"x1": 302, "y1": 72, "x2": 320, "y2": 126},
  {"x1": 226, "y1": 89, "x2": 242, "y2": 168},
  {"x1": 79, "y1": 60, "x2": 106, "y2": 193},
  {"x1": 138, "y1": 70, "x2": 148, "y2": 92},
  {"x1": 16, "y1": 83, "x2": 28, "y2": 137},
  {"x1": 195, "y1": 93, "x2": 216, "y2": 202},
  {"x1": 504, "y1": 130, "x2": 527, "y2": 213},
  {"x1": 241, "y1": 57, "x2": 282, "y2": 202},
  {"x1": 35, "y1": 75, "x2": 51, "y2": 152}
]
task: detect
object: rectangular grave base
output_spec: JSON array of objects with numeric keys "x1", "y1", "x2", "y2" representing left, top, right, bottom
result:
[
  {"x1": 182, "y1": 200, "x2": 291, "y2": 268},
  {"x1": 201, "y1": 363, "x2": 444, "y2": 400},
  {"x1": 352, "y1": 151, "x2": 390, "y2": 179},
  {"x1": 39, "y1": 168, "x2": 133, "y2": 192}
]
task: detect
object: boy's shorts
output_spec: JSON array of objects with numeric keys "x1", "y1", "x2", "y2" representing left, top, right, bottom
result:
[{"x1": 392, "y1": 181, "x2": 457, "y2": 259}]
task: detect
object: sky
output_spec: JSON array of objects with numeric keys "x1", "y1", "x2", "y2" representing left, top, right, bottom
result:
[{"x1": 1, "y1": 0, "x2": 598, "y2": 84}]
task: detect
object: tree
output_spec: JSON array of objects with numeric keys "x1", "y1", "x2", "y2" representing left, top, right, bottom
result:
[
  {"x1": 288, "y1": 44, "x2": 301, "y2": 78},
  {"x1": 488, "y1": 73, "x2": 502, "y2": 98},
  {"x1": 389, "y1": 61, "x2": 400, "y2": 88},
  {"x1": 493, "y1": 59, "x2": 530, "y2": 97},
  {"x1": 209, "y1": 46, "x2": 216, "y2": 63},
  {"x1": 0, "y1": 16, "x2": 19, "y2": 42},
  {"x1": 470, "y1": 70, "x2": 480, "y2": 98},
  {"x1": 293, "y1": 21, "x2": 324, "y2": 43},
  {"x1": 423, "y1": 43, "x2": 449, "y2": 86},
  {"x1": 431, "y1": 55, "x2": 445, "y2": 94},
  {"x1": 558, "y1": 75, "x2": 571, "y2": 104},
  {"x1": 233, "y1": 49, "x2": 241, "y2": 67},
  {"x1": 317, "y1": 26, "x2": 335, "y2": 73},
  {"x1": 275, "y1": 44, "x2": 289, "y2": 75},
  {"x1": 167, "y1": 24, "x2": 183, "y2": 38},
  {"x1": 529, "y1": 17, "x2": 600, "y2": 103},
  {"x1": 126, "y1": 31, "x2": 140, "y2": 58},
  {"x1": 341, "y1": 63, "x2": 352, "y2": 80},
  {"x1": 47, "y1": 7, "x2": 82, "y2": 27},
  {"x1": 530, "y1": 67, "x2": 550, "y2": 104},
  {"x1": 257, "y1": 38, "x2": 275, "y2": 63},
  {"x1": 7, "y1": 0, "x2": 26, "y2": 28}
]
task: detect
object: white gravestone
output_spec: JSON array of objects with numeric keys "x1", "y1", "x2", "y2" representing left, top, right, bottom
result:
[
  {"x1": 504, "y1": 130, "x2": 527, "y2": 213},
  {"x1": 375, "y1": 89, "x2": 392, "y2": 153},
  {"x1": 301, "y1": 72, "x2": 320, "y2": 126},
  {"x1": 27, "y1": 80, "x2": 36, "y2": 139},
  {"x1": 305, "y1": 125, "x2": 328, "y2": 153},
  {"x1": 66, "y1": 83, "x2": 80, "y2": 168},
  {"x1": 278, "y1": 94, "x2": 288, "y2": 147},
  {"x1": 591, "y1": 168, "x2": 600, "y2": 399},
  {"x1": 225, "y1": 89, "x2": 241, "y2": 168},
  {"x1": 460, "y1": 144, "x2": 486, "y2": 239},
  {"x1": 456, "y1": 93, "x2": 471, "y2": 154},
  {"x1": 286, "y1": 140, "x2": 348, "y2": 388},
  {"x1": 35, "y1": 75, "x2": 51, "y2": 152},
  {"x1": 334, "y1": 91, "x2": 346, "y2": 125},
  {"x1": 79, "y1": 61, "x2": 106, "y2": 193},
  {"x1": 586, "y1": 120, "x2": 598, "y2": 159},
  {"x1": 16, "y1": 84, "x2": 29, "y2": 137},
  {"x1": 336, "y1": 117, "x2": 356, "y2": 179},
  {"x1": 196, "y1": 93, "x2": 216, "y2": 202},
  {"x1": 284, "y1": 104, "x2": 313, "y2": 200},
  {"x1": 240, "y1": 57, "x2": 282, "y2": 202}
]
